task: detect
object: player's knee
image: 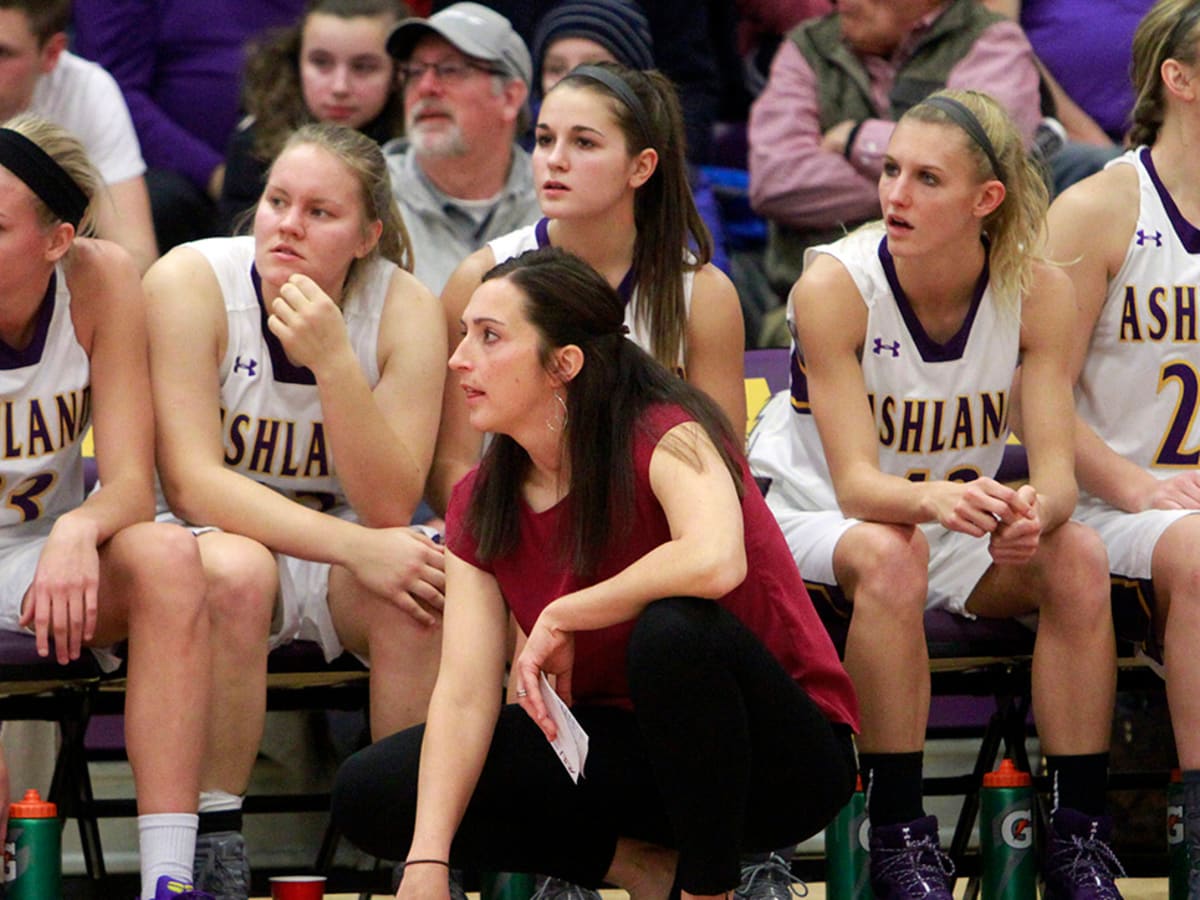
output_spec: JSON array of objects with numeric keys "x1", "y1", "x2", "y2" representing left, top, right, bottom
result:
[
  {"x1": 113, "y1": 525, "x2": 202, "y2": 588},
  {"x1": 1040, "y1": 523, "x2": 1110, "y2": 615},
  {"x1": 203, "y1": 543, "x2": 277, "y2": 635},
  {"x1": 112, "y1": 523, "x2": 206, "y2": 622},
  {"x1": 843, "y1": 526, "x2": 928, "y2": 619},
  {"x1": 364, "y1": 596, "x2": 440, "y2": 646},
  {"x1": 332, "y1": 565, "x2": 430, "y2": 635}
]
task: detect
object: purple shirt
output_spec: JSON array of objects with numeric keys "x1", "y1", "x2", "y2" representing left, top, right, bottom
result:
[
  {"x1": 73, "y1": 0, "x2": 305, "y2": 190},
  {"x1": 1019, "y1": 0, "x2": 1149, "y2": 142},
  {"x1": 748, "y1": 6, "x2": 1039, "y2": 231}
]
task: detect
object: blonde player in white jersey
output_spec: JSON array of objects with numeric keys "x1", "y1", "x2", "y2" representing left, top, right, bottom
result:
[
  {"x1": 0, "y1": 113, "x2": 213, "y2": 900},
  {"x1": 748, "y1": 90, "x2": 1123, "y2": 900},
  {"x1": 428, "y1": 62, "x2": 745, "y2": 517},
  {"x1": 143, "y1": 122, "x2": 446, "y2": 899},
  {"x1": 1048, "y1": 1, "x2": 1200, "y2": 892}
]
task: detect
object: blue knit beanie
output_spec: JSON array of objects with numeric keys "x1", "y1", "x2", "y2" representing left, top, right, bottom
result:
[{"x1": 532, "y1": 0, "x2": 655, "y2": 89}]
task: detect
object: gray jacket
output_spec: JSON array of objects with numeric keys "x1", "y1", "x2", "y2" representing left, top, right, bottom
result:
[{"x1": 385, "y1": 141, "x2": 541, "y2": 296}]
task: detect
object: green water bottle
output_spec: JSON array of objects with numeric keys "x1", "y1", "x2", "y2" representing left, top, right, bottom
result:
[
  {"x1": 826, "y1": 775, "x2": 871, "y2": 899},
  {"x1": 1169, "y1": 768, "x2": 1188, "y2": 900},
  {"x1": 480, "y1": 870, "x2": 535, "y2": 900},
  {"x1": 980, "y1": 759, "x2": 1034, "y2": 900},
  {"x1": 4, "y1": 789, "x2": 61, "y2": 900}
]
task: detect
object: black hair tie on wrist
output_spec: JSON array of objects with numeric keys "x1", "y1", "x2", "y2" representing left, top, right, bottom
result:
[
  {"x1": 843, "y1": 120, "x2": 865, "y2": 161},
  {"x1": 399, "y1": 859, "x2": 451, "y2": 870}
]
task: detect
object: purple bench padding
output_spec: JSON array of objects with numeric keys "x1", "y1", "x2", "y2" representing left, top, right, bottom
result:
[
  {"x1": 264, "y1": 640, "x2": 366, "y2": 674},
  {"x1": 0, "y1": 629, "x2": 101, "y2": 682},
  {"x1": 815, "y1": 605, "x2": 1034, "y2": 662}
]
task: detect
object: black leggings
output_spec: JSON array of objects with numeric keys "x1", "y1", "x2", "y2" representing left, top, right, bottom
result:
[{"x1": 332, "y1": 596, "x2": 856, "y2": 895}]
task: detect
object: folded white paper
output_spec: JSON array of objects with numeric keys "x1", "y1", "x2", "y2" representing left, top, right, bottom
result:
[{"x1": 539, "y1": 672, "x2": 589, "y2": 783}]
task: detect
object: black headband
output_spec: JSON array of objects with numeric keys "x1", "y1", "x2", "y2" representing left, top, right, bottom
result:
[
  {"x1": 918, "y1": 95, "x2": 1005, "y2": 185},
  {"x1": 569, "y1": 64, "x2": 654, "y2": 148},
  {"x1": 0, "y1": 128, "x2": 88, "y2": 228}
]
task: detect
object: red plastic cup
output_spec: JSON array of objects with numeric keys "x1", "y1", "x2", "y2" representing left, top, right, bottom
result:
[{"x1": 269, "y1": 874, "x2": 326, "y2": 899}]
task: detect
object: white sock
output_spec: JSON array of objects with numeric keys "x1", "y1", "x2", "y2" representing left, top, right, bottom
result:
[
  {"x1": 198, "y1": 789, "x2": 243, "y2": 814},
  {"x1": 138, "y1": 812, "x2": 198, "y2": 899}
]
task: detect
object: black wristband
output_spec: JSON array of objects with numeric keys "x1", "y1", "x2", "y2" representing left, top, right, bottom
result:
[
  {"x1": 400, "y1": 859, "x2": 450, "y2": 870},
  {"x1": 843, "y1": 120, "x2": 865, "y2": 161}
]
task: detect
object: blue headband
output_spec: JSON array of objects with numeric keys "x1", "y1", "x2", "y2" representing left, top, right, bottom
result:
[{"x1": 0, "y1": 128, "x2": 88, "y2": 228}]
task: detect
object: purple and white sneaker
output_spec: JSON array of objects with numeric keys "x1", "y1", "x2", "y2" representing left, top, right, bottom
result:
[
  {"x1": 1042, "y1": 808, "x2": 1124, "y2": 900},
  {"x1": 868, "y1": 815, "x2": 954, "y2": 899},
  {"x1": 151, "y1": 875, "x2": 215, "y2": 899}
]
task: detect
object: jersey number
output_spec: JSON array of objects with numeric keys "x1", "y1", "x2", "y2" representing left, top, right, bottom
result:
[
  {"x1": 1155, "y1": 362, "x2": 1200, "y2": 467},
  {"x1": 2, "y1": 473, "x2": 55, "y2": 522},
  {"x1": 905, "y1": 467, "x2": 980, "y2": 483}
]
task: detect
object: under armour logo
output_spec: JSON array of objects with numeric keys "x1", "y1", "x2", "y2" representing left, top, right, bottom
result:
[
  {"x1": 234, "y1": 356, "x2": 258, "y2": 377},
  {"x1": 873, "y1": 338, "x2": 901, "y2": 357},
  {"x1": 1136, "y1": 229, "x2": 1163, "y2": 247}
]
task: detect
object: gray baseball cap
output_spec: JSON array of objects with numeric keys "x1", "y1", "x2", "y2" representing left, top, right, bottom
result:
[{"x1": 387, "y1": 2, "x2": 532, "y2": 85}]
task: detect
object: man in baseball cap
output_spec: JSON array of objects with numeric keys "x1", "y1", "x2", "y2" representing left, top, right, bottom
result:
[
  {"x1": 384, "y1": 2, "x2": 539, "y2": 296},
  {"x1": 387, "y1": 1, "x2": 532, "y2": 85}
]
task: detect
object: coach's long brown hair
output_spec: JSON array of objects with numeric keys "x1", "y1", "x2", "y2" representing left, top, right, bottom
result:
[{"x1": 462, "y1": 247, "x2": 741, "y2": 577}]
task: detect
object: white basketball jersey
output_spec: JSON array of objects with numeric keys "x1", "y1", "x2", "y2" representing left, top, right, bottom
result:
[
  {"x1": 0, "y1": 267, "x2": 91, "y2": 535},
  {"x1": 1076, "y1": 147, "x2": 1200, "y2": 484},
  {"x1": 188, "y1": 237, "x2": 394, "y2": 511},
  {"x1": 488, "y1": 219, "x2": 695, "y2": 370},
  {"x1": 749, "y1": 227, "x2": 1019, "y2": 510}
]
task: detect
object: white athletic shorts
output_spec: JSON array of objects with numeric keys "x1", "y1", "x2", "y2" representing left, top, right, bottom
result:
[
  {"x1": 0, "y1": 518, "x2": 123, "y2": 672},
  {"x1": 1074, "y1": 495, "x2": 1200, "y2": 580},
  {"x1": 156, "y1": 505, "x2": 361, "y2": 664},
  {"x1": 763, "y1": 493, "x2": 994, "y2": 617}
]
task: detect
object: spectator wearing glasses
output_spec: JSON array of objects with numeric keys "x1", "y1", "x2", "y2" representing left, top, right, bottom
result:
[{"x1": 385, "y1": 1, "x2": 541, "y2": 295}]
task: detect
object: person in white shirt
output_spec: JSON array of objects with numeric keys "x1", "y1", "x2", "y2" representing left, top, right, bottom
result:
[{"x1": 0, "y1": 0, "x2": 157, "y2": 272}]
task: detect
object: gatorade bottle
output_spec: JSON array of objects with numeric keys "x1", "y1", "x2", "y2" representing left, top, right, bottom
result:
[
  {"x1": 479, "y1": 870, "x2": 535, "y2": 900},
  {"x1": 4, "y1": 789, "x2": 61, "y2": 900},
  {"x1": 825, "y1": 774, "x2": 870, "y2": 900},
  {"x1": 1169, "y1": 768, "x2": 1188, "y2": 900},
  {"x1": 979, "y1": 759, "x2": 1034, "y2": 900}
]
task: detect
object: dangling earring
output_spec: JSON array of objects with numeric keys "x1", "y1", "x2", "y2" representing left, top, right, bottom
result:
[{"x1": 545, "y1": 390, "x2": 568, "y2": 433}]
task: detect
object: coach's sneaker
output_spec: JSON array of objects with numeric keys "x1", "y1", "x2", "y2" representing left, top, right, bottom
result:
[
  {"x1": 151, "y1": 875, "x2": 215, "y2": 899},
  {"x1": 192, "y1": 830, "x2": 250, "y2": 900},
  {"x1": 530, "y1": 876, "x2": 604, "y2": 899},
  {"x1": 1041, "y1": 808, "x2": 1124, "y2": 900},
  {"x1": 735, "y1": 852, "x2": 807, "y2": 899},
  {"x1": 868, "y1": 815, "x2": 954, "y2": 899}
]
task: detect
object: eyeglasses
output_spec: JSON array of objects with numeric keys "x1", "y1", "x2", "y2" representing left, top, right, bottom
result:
[{"x1": 398, "y1": 59, "x2": 505, "y2": 86}]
